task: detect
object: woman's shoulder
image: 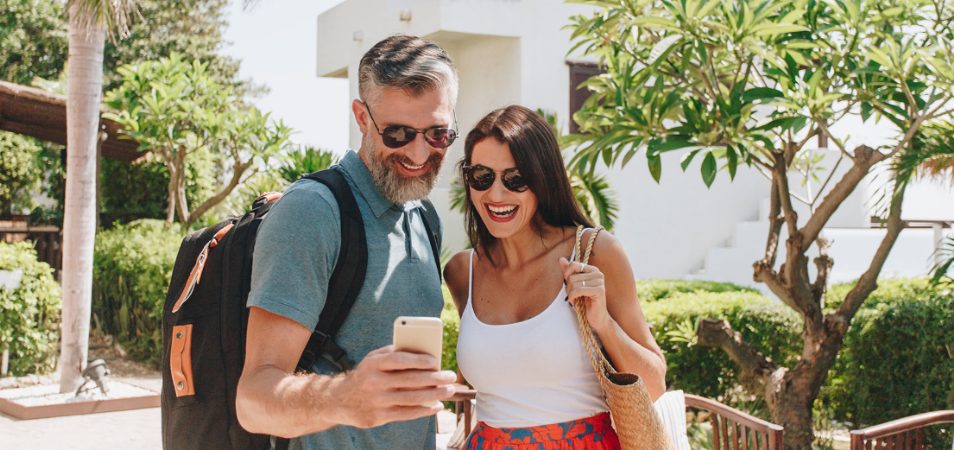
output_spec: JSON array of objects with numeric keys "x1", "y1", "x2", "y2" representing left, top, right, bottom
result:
[
  {"x1": 582, "y1": 228, "x2": 627, "y2": 266},
  {"x1": 445, "y1": 249, "x2": 473, "y2": 274}
]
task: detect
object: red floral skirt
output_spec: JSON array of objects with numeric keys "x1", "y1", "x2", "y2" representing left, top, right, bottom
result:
[{"x1": 463, "y1": 412, "x2": 621, "y2": 450}]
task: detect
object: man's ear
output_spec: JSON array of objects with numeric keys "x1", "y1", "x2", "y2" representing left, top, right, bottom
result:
[{"x1": 352, "y1": 99, "x2": 368, "y2": 134}]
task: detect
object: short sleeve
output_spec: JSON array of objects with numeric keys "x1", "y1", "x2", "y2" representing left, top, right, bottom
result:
[{"x1": 247, "y1": 181, "x2": 341, "y2": 331}]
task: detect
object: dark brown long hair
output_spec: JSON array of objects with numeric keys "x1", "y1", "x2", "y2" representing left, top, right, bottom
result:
[{"x1": 460, "y1": 105, "x2": 593, "y2": 256}]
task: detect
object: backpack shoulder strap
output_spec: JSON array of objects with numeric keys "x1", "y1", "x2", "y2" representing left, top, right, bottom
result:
[
  {"x1": 419, "y1": 198, "x2": 442, "y2": 282},
  {"x1": 296, "y1": 168, "x2": 367, "y2": 372}
]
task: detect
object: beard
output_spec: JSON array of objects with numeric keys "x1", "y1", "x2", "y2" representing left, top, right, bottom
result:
[{"x1": 363, "y1": 140, "x2": 444, "y2": 204}]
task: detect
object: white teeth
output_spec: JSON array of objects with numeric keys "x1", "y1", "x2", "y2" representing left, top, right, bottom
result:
[
  {"x1": 487, "y1": 205, "x2": 517, "y2": 216},
  {"x1": 400, "y1": 160, "x2": 425, "y2": 170}
]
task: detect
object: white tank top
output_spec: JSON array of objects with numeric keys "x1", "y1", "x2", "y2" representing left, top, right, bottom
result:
[{"x1": 456, "y1": 250, "x2": 609, "y2": 428}]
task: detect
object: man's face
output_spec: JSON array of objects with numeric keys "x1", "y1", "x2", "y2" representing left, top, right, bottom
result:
[{"x1": 352, "y1": 86, "x2": 456, "y2": 204}]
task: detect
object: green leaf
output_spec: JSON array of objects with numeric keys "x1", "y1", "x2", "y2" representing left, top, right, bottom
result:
[
  {"x1": 701, "y1": 152, "x2": 717, "y2": 187},
  {"x1": 751, "y1": 23, "x2": 809, "y2": 37},
  {"x1": 648, "y1": 153, "x2": 663, "y2": 183},
  {"x1": 866, "y1": 48, "x2": 893, "y2": 70},
  {"x1": 632, "y1": 16, "x2": 681, "y2": 30},
  {"x1": 860, "y1": 101, "x2": 873, "y2": 121},
  {"x1": 680, "y1": 149, "x2": 702, "y2": 171},
  {"x1": 742, "y1": 87, "x2": 784, "y2": 103},
  {"x1": 648, "y1": 136, "x2": 694, "y2": 154},
  {"x1": 727, "y1": 145, "x2": 738, "y2": 180}
]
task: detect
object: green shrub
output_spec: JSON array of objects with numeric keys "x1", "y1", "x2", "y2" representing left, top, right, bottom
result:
[
  {"x1": 0, "y1": 132, "x2": 42, "y2": 215},
  {"x1": 644, "y1": 291, "x2": 801, "y2": 401},
  {"x1": 637, "y1": 279, "x2": 757, "y2": 303},
  {"x1": 441, "y1": 284, "x2": 460, "y2": 373},
  {"x1": 93, "y1": 219, "x2": 183, "y2": 366},
  {"x1": 0, "y1": 242, "x2": 60, "y2": 375},
  {"x1": 821, "y1": 279, "x2": 954, "y2": 435},
  {"x1": 99, "y1": 154, "x2": 218, "y2": 228}
]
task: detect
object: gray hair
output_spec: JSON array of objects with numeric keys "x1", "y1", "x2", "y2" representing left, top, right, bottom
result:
[{"x1": 358, "y1": 35, "x2": 458, "y2": 104}]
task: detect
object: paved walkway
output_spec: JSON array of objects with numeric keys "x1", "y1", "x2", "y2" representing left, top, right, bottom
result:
[{"x1": 0, "y1": 375, "x2": 460, "y2": 449}]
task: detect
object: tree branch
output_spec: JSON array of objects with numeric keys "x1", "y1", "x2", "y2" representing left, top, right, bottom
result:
[
  {"x1": 816, "y1": 118, "x2": 853, "y2": 159},
  {"x1": 772, "y1": 153, "x2": 799, "y2": 238},
  {"x1": 799, "y1": 145, "x2": 886, "y2": 249},
  {"x1": 763, "y1": 179, "x2": 784, "y2": 267},
  {"x1": 811, "y1": 235, "x2": 833, "y2": 307},
  {"x1": 187, "y1": 160, "x2": 253, "y2": 224},
  {"x1": 833, "y1": 186, "x2": 907, "y2": 330},
  {"x1": 697, "y1": 319, "x2": 777, "y2": 392}
]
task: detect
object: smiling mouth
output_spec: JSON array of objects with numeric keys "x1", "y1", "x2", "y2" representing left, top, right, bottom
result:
[
  {"x1": 486, "y1": 204, "x2": 518, "y2": 219},
  {"x1": 398, "y1": 159, "x2": 426, "y2": 171}
]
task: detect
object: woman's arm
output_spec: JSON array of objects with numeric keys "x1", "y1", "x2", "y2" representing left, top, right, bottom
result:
[
  {"x1": 443, "y1": 250, "x2": 471, "y2": 318},
  {"x1": 443, "y1": 250, "x2": 472, "y2": 386},
  {"x1": 561, "y1": 230, "x2": 667, "y2": 400}
]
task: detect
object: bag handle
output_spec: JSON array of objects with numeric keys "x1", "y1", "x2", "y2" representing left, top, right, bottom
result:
[{"x1": 570, "y1": 225, "x2": 618, "y2": 378}]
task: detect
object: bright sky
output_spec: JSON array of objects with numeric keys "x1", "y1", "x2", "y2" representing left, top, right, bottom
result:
[{"x1": 222, "y1": 0, "x2": 349, "y2": 153}]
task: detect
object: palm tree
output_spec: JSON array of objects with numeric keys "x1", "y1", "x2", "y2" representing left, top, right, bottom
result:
[
  {"x1": 912, "y1": 120, "x2": 954, "y2": 286},
  {"x1": 60, "y1": 0, "x2": 133, "y2": 393}
]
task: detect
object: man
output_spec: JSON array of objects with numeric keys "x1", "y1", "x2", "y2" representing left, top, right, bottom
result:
[{"x1": 236, "y1": 35, "x2": 459, "y2": 449}]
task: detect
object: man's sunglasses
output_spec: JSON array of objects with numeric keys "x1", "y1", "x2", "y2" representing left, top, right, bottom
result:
[
  {"x1": 462, "y1": 164, "x2": 529, "y2": 192},
  {"x1": 363, "y1": 102, "x2": 458, "y2": 149}
]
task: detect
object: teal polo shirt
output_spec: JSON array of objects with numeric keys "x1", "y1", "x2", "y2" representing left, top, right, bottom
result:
[{"x1": 247, "y1": 150, "x2": 444, "y2": 450}]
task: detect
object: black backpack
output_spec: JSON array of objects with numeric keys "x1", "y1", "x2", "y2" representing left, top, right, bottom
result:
[{"x1": 160, "y1": 168, "x2": 441, "y2": 450}]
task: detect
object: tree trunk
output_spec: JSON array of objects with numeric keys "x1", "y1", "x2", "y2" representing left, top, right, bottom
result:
[
  {"x1": 166, "y1": 164, "x2": 178, "y2": 223},
  {"x1": 769, "y1": 328, "x2": 845, "y2": 450},
  {"x1": 59, "y1": 2, "x2": 106, "y2": 393},
  {"x1": 772, "y1": 378, "x2": 816, "y2": 450}
]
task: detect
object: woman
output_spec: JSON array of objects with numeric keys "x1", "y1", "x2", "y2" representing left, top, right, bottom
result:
[{"x1": 444, "y1": 105, "x2": 667, "y2": 450}]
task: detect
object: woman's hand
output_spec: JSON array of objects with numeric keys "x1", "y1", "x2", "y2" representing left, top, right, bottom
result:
[{"x1": 560, "y1": 257, "x2": 612, "y2": 334}]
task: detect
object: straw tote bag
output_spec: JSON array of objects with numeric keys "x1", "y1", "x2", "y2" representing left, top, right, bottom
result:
[{"x1": 571, "y1": 225, "x2": 675, "y2": 450}]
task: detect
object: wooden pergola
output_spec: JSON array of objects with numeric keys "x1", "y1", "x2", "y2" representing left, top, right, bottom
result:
[{"x1": 0, "y1": 79, "x2": 142, "y2": 162}]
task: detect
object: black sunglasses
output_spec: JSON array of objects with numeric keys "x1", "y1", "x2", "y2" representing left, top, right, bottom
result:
[
  {"x1": 462, "y1": 164, "x2": 529, "y2": 192},
  {"x1": 363, "y1": 102, "x2": 458, "y2": 149}
]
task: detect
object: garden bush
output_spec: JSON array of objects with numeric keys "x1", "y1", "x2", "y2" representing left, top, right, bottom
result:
[
  {"x1": 0, "y1": 242, "x2": 60, "y2": 375},
  {"x1": 821, "y1": 279, "x2": 954, "y2": 434},
  {"x1": 0, "y1": 132, "x2": 42, "y2": 215},
  {"x1": 636, "y1": 279, "x2": 757, "y2": 302},
  {"x1": 92, "y1": 219, "x2": 183, "y2": 366},
  {"x1": 643, "y1": 290, "x2": 801, "y2": 401},
  {"x1": 441, "y1": 285, "x2": 460, "y2": 373}
]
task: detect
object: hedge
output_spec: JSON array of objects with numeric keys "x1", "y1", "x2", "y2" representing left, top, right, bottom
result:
[
  {"x1": 636, "y1": 279, "x2": 757, "y2": 303},
  {"x1": 0, "y1": 242, "x2": 61, "y2": 375},
  {"x1": 643, "y1": 291, "x2": 801, "y2": 400},
  {"x1": 92, "y1": 219, "x2": 183, "y2": 366},
  {"x1": 821, "y1": 279, "x2": 954, "y2": 431}
]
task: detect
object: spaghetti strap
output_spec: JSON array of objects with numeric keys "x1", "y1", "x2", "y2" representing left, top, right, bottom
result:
[{"x1": 467, "y1": 249, "x2": 475, "y2": 306}]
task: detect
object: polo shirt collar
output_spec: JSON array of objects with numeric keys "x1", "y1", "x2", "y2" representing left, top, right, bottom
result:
[{"x1": 339, "y1": 151, "x2": 423, "y2": 217}]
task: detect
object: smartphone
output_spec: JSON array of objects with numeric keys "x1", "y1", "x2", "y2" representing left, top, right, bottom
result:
[{"x1": 392, "y1": 316, "x2": 443, "y2": 370}]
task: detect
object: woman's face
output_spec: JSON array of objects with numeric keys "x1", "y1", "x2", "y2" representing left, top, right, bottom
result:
[{"x1": 467, "y1": 138, "x2": 537, "y2": 240}]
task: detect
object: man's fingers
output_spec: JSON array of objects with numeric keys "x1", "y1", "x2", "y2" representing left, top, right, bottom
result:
[
  {"x1": 375, "y1": 369, "x2": 458, "y2": 390},
  {"x1": 374, "y1": 351, "x2": 445, "y2": 372},
  {"x1": 380, "y1": 403, "x2": 445, "y2": 424},
  {"x1": 385, "y1": 385, "x2": 456, "y2": 407}
]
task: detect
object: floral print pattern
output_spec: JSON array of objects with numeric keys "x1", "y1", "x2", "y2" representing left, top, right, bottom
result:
[{"x1": 464, "y1": 412, "x2": 621, "y2": 450}]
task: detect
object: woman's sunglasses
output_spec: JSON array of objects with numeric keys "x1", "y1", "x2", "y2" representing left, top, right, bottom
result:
[
  {"x1": 363, "y1": 102, "x2": 458, "y2": 149},
  {"x1": 462, "y1": 164, "x2": 529, "y2": 192}
]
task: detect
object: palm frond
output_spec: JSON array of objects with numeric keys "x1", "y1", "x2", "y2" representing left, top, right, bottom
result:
[
  {"x1": 931, "y1": 235, "x2": 954, "y2": 286},
  {"x1": 69, "y1": 0, "x2": 139, "y2": 42},
  {"x1": 570, "y1": 169, "x2": 618, "y2": 231},
  {"x1": 449, "y1": 177, "x2": 467, "y2": 213},
  {"x1": 873, "y1": 120, "x2": 954, "y2": 222},
  {"x1": 276, "y1": 146, "x2": 338, "y2": 183}
]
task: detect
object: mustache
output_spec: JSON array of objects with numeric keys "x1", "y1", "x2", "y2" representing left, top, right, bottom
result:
[{"x1": 390, "y1": 153, "x2": 444, "y2": 170}]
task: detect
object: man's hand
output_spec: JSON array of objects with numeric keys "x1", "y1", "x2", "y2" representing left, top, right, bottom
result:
[{"x1": 327, "y1": 345, "x2": 457, "y2": 428}]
